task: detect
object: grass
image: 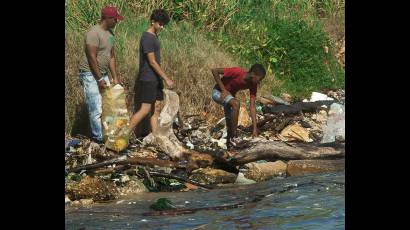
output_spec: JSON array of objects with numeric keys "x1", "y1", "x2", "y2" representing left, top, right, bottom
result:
[{"x1": 65, "y1": 0, "x2": 345, "y2": 136}]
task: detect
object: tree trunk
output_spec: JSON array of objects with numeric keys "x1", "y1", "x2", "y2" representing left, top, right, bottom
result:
[
  {"x1": 262, "y1": 100, "x2": 335, "y2": 115},
  {"x1": 230, "y1": 140, "x2": 344, "y2": 165}
]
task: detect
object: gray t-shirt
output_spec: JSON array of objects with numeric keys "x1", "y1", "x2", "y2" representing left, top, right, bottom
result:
[
  {"x1": 138, "y1": 32, "x2": 161, "y2": 82},
  {"x1": 79, "y1": 25, "x2": 114, "y2": 74}
]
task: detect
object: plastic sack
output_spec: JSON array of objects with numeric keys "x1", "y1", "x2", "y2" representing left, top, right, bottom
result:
[
  {"x1": 142, "y1": 89, "x2": 187, "y2": 159},
  {"x1": 101, "y1": 84, "x2": 130, "y2": 152},
  {"x1": 321, "y1": 103, "x2": 345, "y2": 143}
]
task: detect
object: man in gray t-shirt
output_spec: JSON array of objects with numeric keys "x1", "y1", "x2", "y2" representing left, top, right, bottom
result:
[
  {"x1": 78, "y1": 6, "x2": 123, "y2": 143},
  {"x1": 125, "y1": 9, "x2": 174, "y2": 139}
]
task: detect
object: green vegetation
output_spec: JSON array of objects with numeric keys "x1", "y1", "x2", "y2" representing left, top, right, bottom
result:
[{"x1": 65, "y1": 0, "x2": 344, "y2": 135}]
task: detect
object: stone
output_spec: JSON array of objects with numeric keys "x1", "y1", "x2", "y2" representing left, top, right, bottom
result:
[
  {"x1": 66, "y1": 176, "x2": 118, "y2": 201},
  {"x1": 189, "y1": 168, "x2": 237, "y2": 184},
  {"x1": 287, "y1": 159, "x2": 345, "y2": 176},
  {"x1": 243, "y1": 160, "x2": 287, "y2": 181}
]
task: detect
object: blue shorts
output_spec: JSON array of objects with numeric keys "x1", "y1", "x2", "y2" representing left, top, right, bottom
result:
[{"x1": 212, "y1": 88, "x2": 234, "y2": 118}]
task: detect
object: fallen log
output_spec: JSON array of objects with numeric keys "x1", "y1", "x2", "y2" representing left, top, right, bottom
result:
[
  {"x1": 262, "y1": 100, "x2": 335, "y2": 115},
  {"x1": 67, "y1": 156, "x2": 188, "y2": 173},
  {"x1": 67, "y1": 156, "x2": 127, "y2": 173},
  {"x1": 230, "y1": 140, "x2": 344, "y2": 165},
  {"x1": 125, "y1": 157, "x2": 185, "y2": 168},
  {"x1": 92, "y1": 165, "x2": 129, "y2": 175}
]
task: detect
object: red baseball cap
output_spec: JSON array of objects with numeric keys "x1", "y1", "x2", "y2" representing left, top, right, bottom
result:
[{"x1": 101, "y1": 6, "x2": 124, "y2": 21}]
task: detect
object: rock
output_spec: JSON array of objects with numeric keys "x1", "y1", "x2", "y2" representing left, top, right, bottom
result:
[
  {"x1": 66, "y1": 176, "x2": 119, "y2": 201},
  {"x1": 79, "y1": 199, "x2": 94, "y2": 206},
  {"x1": 287, "y1": 159, "x2": 345, "y2": 176},
  {"x1": 182, "y1": 183, "x2": 199, "y2": 191},
  {"x1": 72, "y1": 200, "x2": 80, "y2": 206},
  {"x1": 235, "y1": 172, "x2": 256, "y2": 184},
  {"x1": 243, "y1": 160, "x2": 287, "y2": 182},
  {"x1": 189, "y1": 168, "x2": 237, "y2": 184},
  {"x1": 118, "y1": 179, "x2": 148, "y2": 195},
  {"x1": 279, "y1": 123, "x2": 313, "y2": 142}
]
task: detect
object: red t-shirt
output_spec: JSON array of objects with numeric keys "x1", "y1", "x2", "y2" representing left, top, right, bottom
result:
[{"x1": 222, "y1": 67, "x2": 257, "y2": 99}]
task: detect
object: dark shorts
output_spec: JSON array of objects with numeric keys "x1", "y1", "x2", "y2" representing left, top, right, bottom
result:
[{"x1": 136, "y1": 80, "x2": 164, "y2": 103}]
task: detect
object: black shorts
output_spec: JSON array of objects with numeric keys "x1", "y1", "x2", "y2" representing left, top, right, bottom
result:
[{"x1": 136, "y1": 80, "x2": 164, "y2": 103}]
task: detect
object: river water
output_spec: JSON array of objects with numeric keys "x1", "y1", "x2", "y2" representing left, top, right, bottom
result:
[{"x1": 66, "y1": 172, "x2": 345, "y2": 229}]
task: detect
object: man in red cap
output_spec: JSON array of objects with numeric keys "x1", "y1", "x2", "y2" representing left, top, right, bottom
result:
[{"x1": 78, "y1": 6, "x2": 124, "y2": 143}]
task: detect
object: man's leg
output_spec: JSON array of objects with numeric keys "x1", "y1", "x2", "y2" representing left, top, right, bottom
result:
[
  {"x1": 212, "y1": 88, "x2": 235, "y2": 148},
  {"x1": 227, "y1": 98, "x2": 240, "y2": 138},
  {"x1": 224, "y1": 107, "x2": 233, "y2": 149},
  {"x1": 80, "y1": 73, "x2": 106, "y2": 142},
  {"x1": 128, "y1": 103, "x2": 152, "y2": 132},
  {"x1": 150, "y1": 100, "x2": 162, "y2": 134}
]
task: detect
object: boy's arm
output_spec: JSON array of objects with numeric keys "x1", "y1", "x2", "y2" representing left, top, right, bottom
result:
[
  {"x1": 147, "y1": 52, "x2": 174, "y2": 88},
  {"x1": 249, "y1": 97, "x2": 258, "y2": 137},
  {"x1": 211, "y1": 68, "x2": 230, "y2": 100}
]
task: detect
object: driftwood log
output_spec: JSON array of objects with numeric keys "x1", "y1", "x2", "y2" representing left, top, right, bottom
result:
[
  {"x1": 67, "y1": 156, "x2": 128, "y2": 173},
  {"x1": 67, "y1": 156, "x2": 188, "y2": 173},
  {"x1": 230, "y1": 140, "x2": 344, "y2": 165},
  {"x1": 262, "y1": 100, "x2": 335, "y2": 115}
]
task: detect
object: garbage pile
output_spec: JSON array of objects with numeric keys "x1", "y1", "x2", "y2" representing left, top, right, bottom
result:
[{"x1": 65, "y1": 90, "x2": 345, "y2": 206}]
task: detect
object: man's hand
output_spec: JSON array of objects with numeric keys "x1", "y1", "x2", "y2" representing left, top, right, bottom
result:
[
  {"x1": 165, "y1": 78, "x2": 174, "y2": 89},
  {"x1": 252, "y1": 127, "x2": 259, "y2": 138},
  {"x1": 112, "y1": 78, "x2": 120, "y2": 85},
  {"x1": 220, "y1": 89, "x2": 231, "y2": 101}
]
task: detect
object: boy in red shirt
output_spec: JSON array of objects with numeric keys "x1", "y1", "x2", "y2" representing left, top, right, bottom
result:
[{"x1": 211, "y1": 64, "x2": 266, "y2": 149}]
